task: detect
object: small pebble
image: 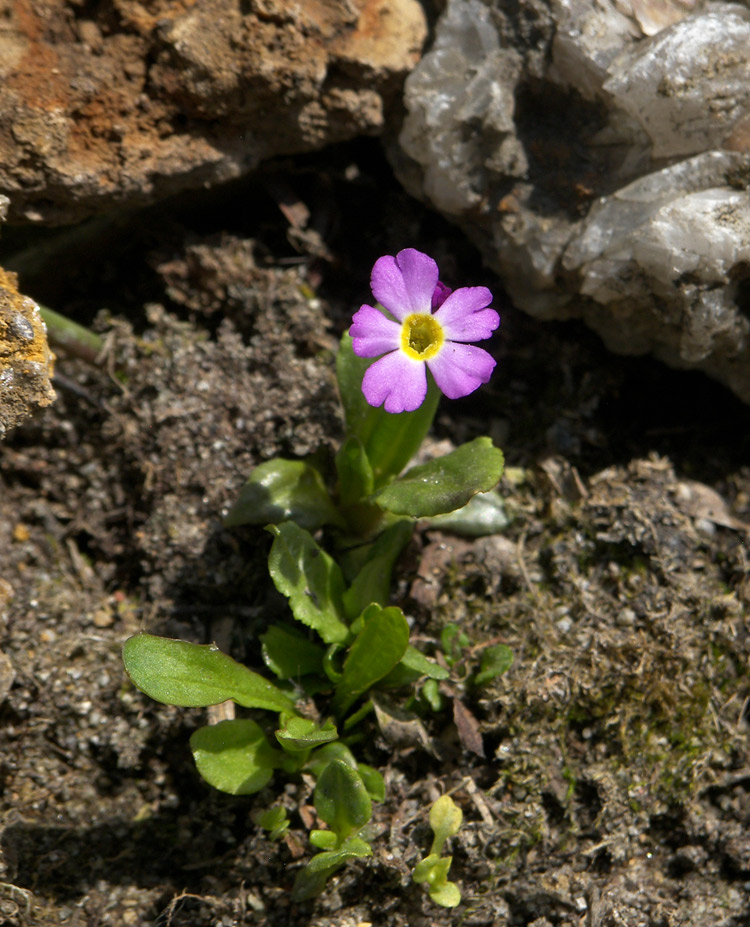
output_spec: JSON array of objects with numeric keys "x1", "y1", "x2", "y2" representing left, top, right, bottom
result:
[{"x1": 93, "y1": 609, "x2": 114, "y2": 627}]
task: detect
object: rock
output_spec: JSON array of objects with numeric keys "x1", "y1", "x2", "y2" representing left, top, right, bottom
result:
[
  {"x1": 0, "y1": 648, "x2": 15, "y2": 706},
  {"x1": 0, "y1": 0, "x2": 426, "y2": 225},
  {"x1": 396, "y1": 0, "x2": 750, "y2": 404},
  {"x1": 0, "y1": 197, "x2": 56, "y2": 437}
]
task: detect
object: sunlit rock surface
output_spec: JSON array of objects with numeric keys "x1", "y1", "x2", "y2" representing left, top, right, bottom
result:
[
  {"x1": 397, "y1": 0, "x2": 750, "y2": 402},
  {"x1": 0, "y1": 0, "x2": 426, "y2": 224},
  {"x1": 0, "y1": 196, "x2": 55, "y2": 437}
]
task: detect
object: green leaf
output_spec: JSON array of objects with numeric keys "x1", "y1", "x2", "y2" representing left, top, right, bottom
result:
[
  {"x1": 335, "y1": 435, "x2": 375, "y2": 508},
  {"x1": 356, "y1": 764, "x2": 385, "y2": 802},
  {"x1": 378, "y1": 642, "x2": 450, "y2": 689},
  {"x1": 332, "y1": 606, "x2": 410, "y2": 716},
  {"x1": 254, "y1": 806, "x2": 290, "y2": 840},
  {"x1": 341, "y1": 519, "x2": 413, "y2": 620},
  {"x1": 374, "y1": 437, "x2": 504, "y2": 518},
  {"x1": 440, "y1": 624, "x2": 469, "y2": 666},
  {"x1": 306, "y1": 836, "x2": 372, "y2": 872},
  {"x1": 336, "y1": 332, "x2": 440, "y2": 487},
  {"x1": 314, "y1": 759, "x2": 372, "y2": 840},
  {"x1": 424, "y1": 489, "x2": 511, "y2": 536},
  {"x1": 413, "y1": 853, "x2": 440, "y2": 882},
  {"x1": 305, "y1": 741, "x2": 357, "y2": 778},
  {"x1": 474, "y1": 643, "x2": 513, "y2": 687},
  {"x1": 190, "y1": 719, "x2": 279, "y2": 795},
  {"x1": 260, "y1": 624, "x2": 325, "y2": 680},
  {"x1": 414, "y1": 797, "x2": 463, "y2": 907},
  {"x1": 310, "y1": 830, "x2": 338, "y2": 850},
  {"x1": 292, "y1": 836, "x2": 372, "y2": 900},
  {"x1": 400, "y1": 645, "x2": 450, "y2": 680},
  {"x1": 224, "y1": 458, "x2": 342, "y2": 530},
  {"x1": 267, "y1": 523, "x2": 349, "y2": 644},
  {"x1": 275, "y1": 717, "x2": 338, "y2": 752},
  {"x1": 414, "y1": 853, "x2": 461, "y2": 907},
  {"x1": 122, "y1": 634, "x2": 297, "y2": 713},
  {"x1": 429, "y1": 880, "x2": 461, "y2": 908},
  {"x1": 430, "y1": 794, "x2": 463, "y2": 849},
  {"x1": 420, "y1": 678, "x2": 443, "y2": 711}
]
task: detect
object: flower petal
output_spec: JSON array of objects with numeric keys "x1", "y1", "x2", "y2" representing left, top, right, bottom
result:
[
  {"x1": 362, "y1": 351, "x2": 427, "y2": 413},
  {"x1": 371, "y1": 249, "x2": 438, "y2": 321},
  {"x1": 350, "y1": 305, "x2": 402, "y2": 358},
  {"x1": 433, "y1": 287, "x2": 499, "y2": 342},
  {"x1": 427, "y1": 343, "x2": 496, "y2": 400}
]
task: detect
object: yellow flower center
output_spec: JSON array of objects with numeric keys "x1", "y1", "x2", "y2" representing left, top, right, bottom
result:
[{"x1": 401, "y1": 313, "x2": 445, "y2": 360}]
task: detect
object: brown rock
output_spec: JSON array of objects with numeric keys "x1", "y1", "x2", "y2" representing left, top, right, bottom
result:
[
  {"x1": 0, "y1": 219, "x2": 56, "y2": 436},
  {"x1": 0, "y1": 0, "x2": 426, "y2": 224}
]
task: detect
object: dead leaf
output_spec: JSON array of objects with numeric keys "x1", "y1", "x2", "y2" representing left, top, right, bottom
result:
[
  {"x1": 675, "y1": 480, "x2": 750, "y2": 532},
  {"x1": 452, "y1": 698, "x2": 485, "y2": 758},
  {"x1": 372, "y1": 693, "x2": 435, "y2": 754}
]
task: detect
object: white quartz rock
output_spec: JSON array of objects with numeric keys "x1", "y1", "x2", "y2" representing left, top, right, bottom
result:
[
  {"x1": 397, "y1": 0, "x2": 750, "y2": 403},
  {"x1": 604, "y1": 5, "x2": 750, "y2": 159}
]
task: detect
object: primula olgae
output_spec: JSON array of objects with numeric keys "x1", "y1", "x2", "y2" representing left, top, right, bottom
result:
[
  {"x1": 123, "y1": 246, "x2": 509, "y2": 907},
  {"x1": 350, "y1": 248, "x2": 500, "y2": 413}
]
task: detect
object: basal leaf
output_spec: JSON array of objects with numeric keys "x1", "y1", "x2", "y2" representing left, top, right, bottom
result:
[
  {"x1": 335, "y1": 435, "x2": 374, "y2": 508},
  {"x1": 356, "y1": 763, "x2": 385, "y2": 802},
  {"x1": 292, "y1": 836, "x2": 373, "y2": 900},
  {"x1": 267, "y1": 523, "x2": 349, "y2": 644},
  {"x1": 224, "y1": 458, "x2": 343, "y2": 530},
  {"x1": 424, "y1": 488, "x2": 511, "y2": 536},
  {"x1": 374, "y1": 437, "x2": 504, "y2": 518},
  {"x1": 341, "y1": 519, "x2": 413, "y2": 620},
  {"x1": 310, "y1": 830, "x2": 338, "y2": 850},
  {"x1": 380, "y1": 644, "x2": 450, "y2": 687},
  {"x1": 306, "y1": 836, "x2": 372, "y2": 871},
  {"x1": 332, "y1": 605, "x2": 410, "y2": 716},
  {"x1": 275, "y1": 717, "x2": 338, "y2": 752},
  {"x1": 123, "y1": 634, "x2": 296, "y2": 713},
  {"x1": 400, "y1": 645, "x2": 450, "y2": 680},
  {"x1": 305, "y1": 741, "x2": 358, "y2": 778},
  {"x1": 190, "y1": 719, "x2": 279, "y2": 795},
  {"x1": 261, "y1": 624, "x2": 325, "y2": 680},
  {"x1": 314, "y1": 759, "x2": 372, "y2": 839}
]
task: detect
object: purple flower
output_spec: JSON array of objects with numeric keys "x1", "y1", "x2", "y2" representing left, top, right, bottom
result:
[{"x1": 350, "y1": 249, "x2": 499, "y2": 413}]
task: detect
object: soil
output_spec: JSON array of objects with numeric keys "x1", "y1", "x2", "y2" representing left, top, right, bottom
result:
[{"x1": 1, "y1": 142, "x2": 749, "y2": 927}]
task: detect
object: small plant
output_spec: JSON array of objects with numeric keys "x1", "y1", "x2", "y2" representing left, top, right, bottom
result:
[
  {"x1": 123, "y1": 249, "x2": 506, "y2": 901},
  {"x1": 253, "y1": 805, "x2": 290, "y2": 841},
  {"x1": 413, "y1": 794, "x2": 463, "y2": 907},
  {"x1": 293, "y1": 758, "x2": 375, "y2": 900}
]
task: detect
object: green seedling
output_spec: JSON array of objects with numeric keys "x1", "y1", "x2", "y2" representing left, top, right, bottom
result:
[
  {"x1": 437, "y1": 627, "x2": 513, "y2": 686},
  {"x1": 440, "y1": 624, "x2": 470, "y2": 667},
  {"x1": 413, "y1": 794, "x2": 463, "y2": 907},
  {"x1": 293, "y1": 759, "x2": 374, "y2": 900},
  {"x1": 123, "y1": 250, "x2": 507, "y2": 903},
  {"x1": 474, "y1": 643, "x2": 513, "y2": 687},
  {"x1": 254, "y1": 805, "x2": 290, "y2": 841}
]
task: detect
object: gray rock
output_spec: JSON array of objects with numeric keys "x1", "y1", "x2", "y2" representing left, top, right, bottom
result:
[{"x1": 397, "y1": 0, "x2": 750, "y2": 403}]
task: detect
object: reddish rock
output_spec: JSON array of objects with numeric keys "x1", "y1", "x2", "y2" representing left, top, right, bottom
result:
[
  {"x1": 0, "y1": 0, "x2": 426, "y2": 224},
  {"x1": 0, "y1": 248, "x2": 56, "y2": 436}
]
